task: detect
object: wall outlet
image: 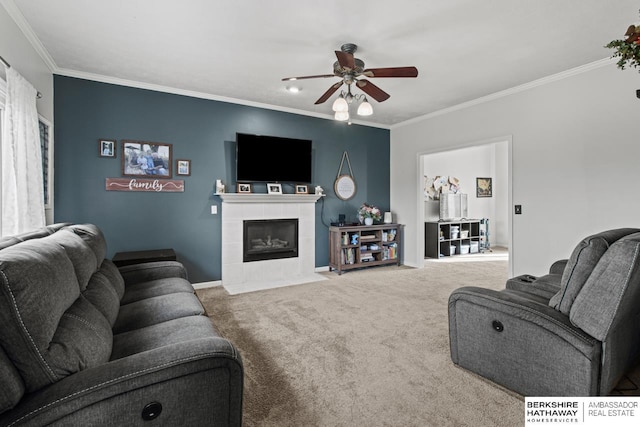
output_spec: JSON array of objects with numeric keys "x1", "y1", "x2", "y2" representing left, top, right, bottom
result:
[
  {"x1": 211, "y1": 205, "x2": 217, "y2": 215},
  {"x1": 514, "y1": 205, "x2": 522, "y2": 215}
]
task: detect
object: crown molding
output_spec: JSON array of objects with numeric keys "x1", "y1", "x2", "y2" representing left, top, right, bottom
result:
[
  {"x1": 0, "y1": 0, "x2": 57, "y2": 72},
  {"x1": 54, "y1": 66, "x2": 391, "y2": 130},
  {"x1": 5, "y1": 0, "x2": 608, "y2": 131},
  {"x1": 391, "y1": 58, "x2": 615, "y2": 129}
]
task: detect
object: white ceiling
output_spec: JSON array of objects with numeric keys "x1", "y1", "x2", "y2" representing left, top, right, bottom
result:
[{"x1": 5, "y1": 0, "x2": 639, "y2": 127}]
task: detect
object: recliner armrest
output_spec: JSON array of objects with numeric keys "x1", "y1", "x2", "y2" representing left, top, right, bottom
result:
[
  {"x1": 0, "y1": 337, "x2": 243, "y2": 426},
  {"x1": 549, "y1": 259, "x2": 568, "y2": 275}
]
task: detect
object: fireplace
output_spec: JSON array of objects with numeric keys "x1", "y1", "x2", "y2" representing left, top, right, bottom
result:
[{"x1": 243, "y1": 219, "x2": 298, "y2": 262}]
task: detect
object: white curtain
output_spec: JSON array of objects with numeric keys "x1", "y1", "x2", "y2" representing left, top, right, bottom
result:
[{"x1": 1, "y1": 67, "x2": 45, "y2": 236}]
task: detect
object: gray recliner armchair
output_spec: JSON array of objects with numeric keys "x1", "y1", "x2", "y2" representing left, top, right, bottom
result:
[{"x1": 448, "y1": 228, "x2": 640, "y2": 396}]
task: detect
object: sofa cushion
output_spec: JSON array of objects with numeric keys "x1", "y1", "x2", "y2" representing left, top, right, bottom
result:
[
  {"x1": 111, "y1": 315, "x2": 219, "y2": 360},
  {"x1": 120, "y1": 277, "x2": 194, "y2": 305},
  {"x1": 83, "y1": 268, "x2": 122, "y2": 327},
  {"x1": 49, "y1": 229, "x2": 98, "y2": 291},
  {"x1": 113, "y1": 293, "x2": 205, "y2": 334},
  {"x1": 0, "y1": 237, "x2": 112, "y2": 392},
  {"x1": 549, "y1": 228, "x2": 639, "y2": 315},
  {"x1": 0, "y1": 344, "x2": 24, "y2": 414},
  {"x1": 570, "y1": 232, "x2": 640, "y2": 341},
  {"x1": 99, "y1": 259, "x2": 125, "y2": 300},
  {"x1": 66, "y1": 224, "x2": 107, "y2": 266}
]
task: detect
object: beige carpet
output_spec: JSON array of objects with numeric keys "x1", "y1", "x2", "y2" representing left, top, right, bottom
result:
[{"x1": 196, "y1": 259, "x2": 530, "y2": 426}]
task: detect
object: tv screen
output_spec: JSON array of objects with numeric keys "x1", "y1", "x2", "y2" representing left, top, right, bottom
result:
[{"x1": 236, "y1": 133, "x2": 312, "y2": 183}]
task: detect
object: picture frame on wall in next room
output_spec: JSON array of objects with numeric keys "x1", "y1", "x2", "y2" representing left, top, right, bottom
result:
[{"x1": 476, "y1": 177, "x2": 492, "y2": 198}]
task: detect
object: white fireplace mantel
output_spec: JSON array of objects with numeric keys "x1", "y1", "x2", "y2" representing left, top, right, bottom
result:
[
  {"x1": 220, "y1": 192, "x2": 326, "y2": 294},
  {"x1": 217, "y1": 193, "x2": 324, "y2": 204}
]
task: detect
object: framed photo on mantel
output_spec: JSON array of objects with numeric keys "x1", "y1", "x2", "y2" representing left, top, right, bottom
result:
[{"x1": 267, "y1": 183, "x2": 282, "y2": 195}]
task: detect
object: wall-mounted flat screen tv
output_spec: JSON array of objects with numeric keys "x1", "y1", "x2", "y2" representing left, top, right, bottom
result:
[{"x1": 236, "y1": 133, "x2": 312, "y2": 183}]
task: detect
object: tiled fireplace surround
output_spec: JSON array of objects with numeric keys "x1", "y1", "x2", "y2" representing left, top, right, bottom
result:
[{"x1": 220, "y1": 193, "x2": 326, "y2": 294}]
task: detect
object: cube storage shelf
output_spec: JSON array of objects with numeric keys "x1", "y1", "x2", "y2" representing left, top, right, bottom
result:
[
  {"x1": 329, "y1": 223, "x2": 403, "y2": 275},
  {"x1": 424, "y1": 220, "x2": 484, "y2": 258}
]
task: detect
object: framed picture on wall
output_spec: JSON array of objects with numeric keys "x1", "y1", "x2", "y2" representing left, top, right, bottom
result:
[
  {"x1": 267, "y1": 183, "x2": 282, "y2": 195},
  {"x1": 476, "y1": 177, "x2": 493, "y2": 198},
  {"x1": 122, "y1": 140, "x2": 173, "y2": 178},
  {"x1": 295, "y1": 185, "x2": 308, "y2": 194},
  {"x1": 176, "y1": 159, "x2": 191, "y2": 176},
  {"x1": 99, "y1": 139, "x2": 116, "y2": 158},
  {"x1": 238, "y1": 183, "x2": 252, "y2": 193}
]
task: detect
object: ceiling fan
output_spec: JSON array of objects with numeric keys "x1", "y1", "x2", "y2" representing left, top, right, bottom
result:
[{"x1": 282, "y1": 43, "x2": 418, "y2": 109}]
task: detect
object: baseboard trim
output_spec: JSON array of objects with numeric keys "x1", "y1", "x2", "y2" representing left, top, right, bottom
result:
[{"x1": 192, "y1": 280, "x2": 222, "y2": 290}]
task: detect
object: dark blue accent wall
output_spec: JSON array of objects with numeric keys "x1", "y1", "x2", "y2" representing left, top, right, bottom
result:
[{"x1": 54, "y1": 75, "x2": 390, "y2": 282}]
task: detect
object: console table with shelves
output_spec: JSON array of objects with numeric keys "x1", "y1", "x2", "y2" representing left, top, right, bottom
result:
[
  {"x1": 329, "y1": 223, "x2": 403, "y2": 275},
  {"x1": 425, "y1": 219, "x2": 485, "y2": 258}
]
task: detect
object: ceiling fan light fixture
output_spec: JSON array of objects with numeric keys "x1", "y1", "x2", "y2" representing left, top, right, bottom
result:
[
  {"x1": 357, "y1": 98, "x2": 373, "y2": 116},
  {"x1": 335, "y1": 110, "x2": 350, "y2": 121},
  {"x1": 286, "y1": 85, "x2": 301, "y2": 93},
  {"x1": 332, "y1": 95, "x2": 348, "y2": 112}
]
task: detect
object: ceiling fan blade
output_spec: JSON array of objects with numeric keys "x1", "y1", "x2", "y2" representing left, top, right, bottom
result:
[
  {"x1": 314, "y1": 81, "x2": 343, "y2": 105},
  {"x1": 355, "y1": 79, "x2": 390, "y2": 102},
  {"x1": 335, "y1": 50, "x2": 355, "y2": 70},
  {"x1": 362, "y1": 67, "x2": 418, "y2": 78},
  {"x1": 282, "y1": 74, "x2": 336, "y2": 81}
]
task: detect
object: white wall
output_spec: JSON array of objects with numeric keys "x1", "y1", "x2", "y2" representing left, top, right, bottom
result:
[
  {"x1": 0, "y1": 1, "x2": 53, "y2": 121},
  {"x1": 391, "y1": 62, "x2": 640, "y2": 277},
  {"x1": 422, "y1": 142, "x2": 509, "y2": 247}
]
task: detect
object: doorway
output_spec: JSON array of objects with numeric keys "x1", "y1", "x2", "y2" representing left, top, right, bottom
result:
[{"x1": 417, "y1": 137, "x2": 513, "y2": 276}]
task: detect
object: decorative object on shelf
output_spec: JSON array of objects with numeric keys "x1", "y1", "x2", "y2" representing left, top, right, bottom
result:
[
  {"x1": 215, "y1": 179, "x2": 225, "y2": 194},
  {"x1": 476, "y1": 177, "x2": 492, "y2": 198},
  {"x1": 267, "y1": 183, "x2": 283, "y2": 195},
  {"x1": 440, "y1": 193, "x2": 468, "y2": 220},
  {"x1": 351, "y1": 233, "x2": 359, "y2": 245},
  {"x1": 315, "y1": 185, "x2": 324, "y2": 195},
  {"x1": 358, "y1": 203, "x2": 381, "y2": 225},
  {"x1": 122, "y1": 140, "x2": 172, "y2": 178},
  {"x1": 383, "y1": 212, "x2": 393, "y2": 224},
  {"x1": 237, "y1": 183, "x2": 252, "y2": 193},
  {"x1": 176, "y1": 159, "x2": 190, "y2": 176},
  {"x1": 605, "y1": 10, "x2": 640, "y2": 73},
  {"x1": 295, "y1": 184, "x2": 308, "y2": 194},
  {"x1": 334, "y1": 151, "x2": 356, "y2": 200},
  {"x1": 424, "y1": 175, "x2": 460, "y2": 200},
  {"x1": 99, "y1": 139, "x2": 116, "y2": 158}
]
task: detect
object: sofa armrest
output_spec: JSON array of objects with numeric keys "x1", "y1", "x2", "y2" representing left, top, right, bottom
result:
[
  {"x1": 1, "y1": 337, "x2": 243, "y2": 426},
  {"x1": 448, "y1": 286, "x2": 601, "y2": 396},
  {"x1": 118, "y1": 261, "x2": 188, "y2": 285},
  {"x1": 549, "y1": 259, "x2": 568, "y2": 275}
]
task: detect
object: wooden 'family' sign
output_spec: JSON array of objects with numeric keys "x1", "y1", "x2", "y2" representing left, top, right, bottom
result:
[{"x1": 106, "y1": 178, "x2": 184, "y2": 192}]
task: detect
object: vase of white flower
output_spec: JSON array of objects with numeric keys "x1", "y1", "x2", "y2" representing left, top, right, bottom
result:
[{"x1": 358, "y1": 203, "x2": 381, "y2": 225}]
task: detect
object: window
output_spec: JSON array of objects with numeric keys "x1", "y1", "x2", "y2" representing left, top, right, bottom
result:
[
  {"x1": 0, "y1": 77, "x2": 53, "y2": 228},
  {"x1": 39, "y1": 116, "x2": 52, "y2": 209}
]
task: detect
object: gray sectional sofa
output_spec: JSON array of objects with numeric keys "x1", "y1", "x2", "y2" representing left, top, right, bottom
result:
[
  {"x1": 449, "y1": 228, "x2": 640, "y2": 396},
  {"x1": 0, "y1": 223, "x2": 243, "y2": 426}
]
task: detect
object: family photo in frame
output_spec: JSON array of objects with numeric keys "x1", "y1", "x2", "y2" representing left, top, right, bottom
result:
[
  {"x1": 99, "y1": 139, "x2": 116, "y2": 158},
  {"x1": 122, "y1": 140, "x2": 172, "y2": 178},
  {"x1": 177, "y1": 159, "x2": 191, "y2": 176}
]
